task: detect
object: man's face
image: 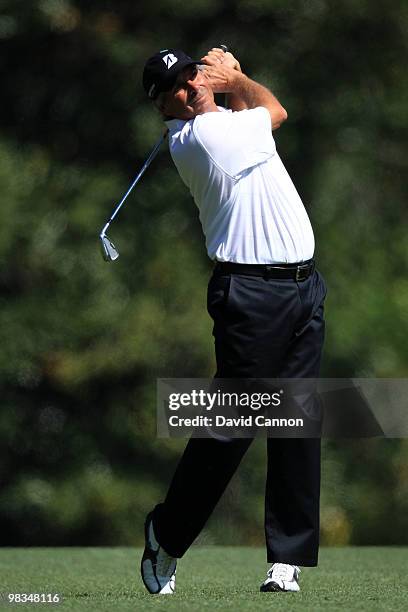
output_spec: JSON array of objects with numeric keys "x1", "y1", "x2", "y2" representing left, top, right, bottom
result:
[{"x1": 157, "y1": 65, "x2": 216, "y2": 120}]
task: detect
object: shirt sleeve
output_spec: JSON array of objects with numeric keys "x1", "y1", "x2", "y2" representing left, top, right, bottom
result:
[{"x1": 192, "y1": 106, "x2": 276, "y2": 179}]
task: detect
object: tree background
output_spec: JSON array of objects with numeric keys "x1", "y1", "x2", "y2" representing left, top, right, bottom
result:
[{"x1": 0, "y1": 0, "x2": 407, "y2": 547}]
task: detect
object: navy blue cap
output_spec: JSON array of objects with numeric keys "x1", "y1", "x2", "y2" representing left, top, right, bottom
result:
[{"x1": 142, "y1": 49, "x2": 199, "y2": 99}]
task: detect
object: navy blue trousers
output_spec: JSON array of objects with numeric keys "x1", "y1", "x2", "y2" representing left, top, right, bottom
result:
[{"x1": 154, "y1": 267, "x2": 327, "y2": 565}]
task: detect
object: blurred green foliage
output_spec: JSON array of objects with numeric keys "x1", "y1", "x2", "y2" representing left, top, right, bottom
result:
[{"x1": 0, "y1": 0, "x2": 407, "y2": 547}]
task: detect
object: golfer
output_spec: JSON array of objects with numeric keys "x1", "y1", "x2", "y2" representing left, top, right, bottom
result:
[{"x1": 140, "y1": 46, "x2": 327, "y2": 595}]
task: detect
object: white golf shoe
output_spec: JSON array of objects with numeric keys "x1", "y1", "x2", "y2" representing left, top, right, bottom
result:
[
  {"x1": 140, "y1": 513, "x2": 177, "y2": 595},
  {"x1": 260, "y1": 563, "x2": 301, "y2": 592}
]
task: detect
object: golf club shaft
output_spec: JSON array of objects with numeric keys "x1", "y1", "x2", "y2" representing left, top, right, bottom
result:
[{"x1": 100, "y1": 128, "x2": 168, "y2": 237}]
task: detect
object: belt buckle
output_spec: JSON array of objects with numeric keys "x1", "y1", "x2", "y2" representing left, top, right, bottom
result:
[
  {"x1": 264, "y1": 265, "x2": 274, "y2": 280},
  {"x1": 295, "y1": 263, "x2": 310, "y2": 282}
]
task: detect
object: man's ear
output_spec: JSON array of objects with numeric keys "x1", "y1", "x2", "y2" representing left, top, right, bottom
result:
[
  {"x1": 154, "y1": 95, "x2": 166, "y2": 115},
  {"x1": 154, "y1": 95, "x2": 173, "y2": 120}
]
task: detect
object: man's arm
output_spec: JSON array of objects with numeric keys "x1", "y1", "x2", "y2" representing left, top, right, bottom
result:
[
  {"x1": 201, "y1": 49, "x2": 287, "y2": 130},
  {"x1": 228, "y1": 73, "x2": 288, "y2": 129}
]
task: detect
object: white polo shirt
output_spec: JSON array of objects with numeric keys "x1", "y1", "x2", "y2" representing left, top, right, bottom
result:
[{"x1": 166, "y1": 106, "x2": 314, "y2": 264}]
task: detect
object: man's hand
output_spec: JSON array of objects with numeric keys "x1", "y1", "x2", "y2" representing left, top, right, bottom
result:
[
  {"x1": 200, "y1": 47, "x2": 287, "y2": 129},
  {"x1": 200, "y1": 47, "x2": 242, "y2": 97},
  {"x1": 200, "y1": 47, "x2": 242, "y2": 73},
  {"x1": 200, "y1": 47, "x2": 248, "y2": 112},
  {"x1": 201, "y1": 62, "x2": 238, "y2": 94}
]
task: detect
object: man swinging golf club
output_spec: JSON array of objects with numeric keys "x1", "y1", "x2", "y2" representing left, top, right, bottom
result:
[{"x1": 140, "y1": 45, "x2": 327, "y2": 595}]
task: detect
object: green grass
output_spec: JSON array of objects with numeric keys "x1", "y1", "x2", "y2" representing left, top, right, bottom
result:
[{"x1": 0, "y1": 547, "x2": 407, "y2": 611}]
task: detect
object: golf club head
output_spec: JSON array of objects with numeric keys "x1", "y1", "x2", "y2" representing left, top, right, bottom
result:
[{"x1": 100, "y1": 234, "x2": 119, "y2": 262}]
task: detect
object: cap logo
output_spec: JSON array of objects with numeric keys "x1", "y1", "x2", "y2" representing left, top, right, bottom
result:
[{"x1": 162, "y1": 53, "x2": 178, "y2": 69}]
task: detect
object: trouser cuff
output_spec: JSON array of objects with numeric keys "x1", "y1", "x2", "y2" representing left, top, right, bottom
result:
[{"x1": 266, "y1": 555, "x2": 319, "y2": 567}]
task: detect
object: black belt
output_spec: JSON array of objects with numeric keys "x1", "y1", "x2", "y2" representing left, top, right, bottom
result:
[{"x1": 214, "y1": 259, "x2": 315, "y2": 281}]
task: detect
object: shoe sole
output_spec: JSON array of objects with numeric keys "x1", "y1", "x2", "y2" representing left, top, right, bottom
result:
[
  {"x1": 140, "y1": 513, "x2": 176, "y2": 595},
  {"x1": 141, "y1": 512, "x2": 162, "y2": 595}
]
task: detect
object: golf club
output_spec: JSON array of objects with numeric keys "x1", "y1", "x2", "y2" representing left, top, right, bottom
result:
[{"x1": 99, "y1": 129, "x2": 168, "y2": 262}]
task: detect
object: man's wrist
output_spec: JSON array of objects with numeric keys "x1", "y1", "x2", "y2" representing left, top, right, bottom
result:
[{"x1": 229, "y1": 71, "x2": 249, "y2": 94}]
